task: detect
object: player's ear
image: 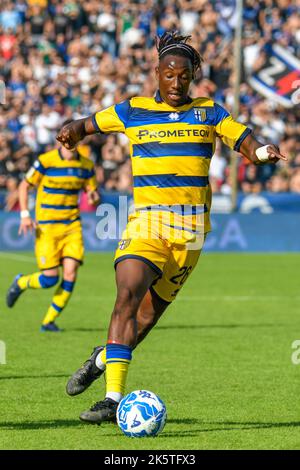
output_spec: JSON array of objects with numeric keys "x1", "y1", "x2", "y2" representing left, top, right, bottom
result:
[
  {"x1": 155, "y1": 65, "x2": 159, "y2": 80},
  {"x1": 194, "y1": 68, "x2": 202, "y2": 81}
]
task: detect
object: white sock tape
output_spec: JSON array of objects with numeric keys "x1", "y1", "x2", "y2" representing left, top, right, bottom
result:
[{"x1": 255, "y1": 145, "x2": 270, "y2": 162}]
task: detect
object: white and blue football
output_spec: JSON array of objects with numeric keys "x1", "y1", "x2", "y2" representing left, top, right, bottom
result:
[{"x1": 117, "y1": 390, "x2": 167, "y2": 437}]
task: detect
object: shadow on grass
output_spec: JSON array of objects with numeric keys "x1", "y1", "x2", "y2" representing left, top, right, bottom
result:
[
  {"x1": 0, "y1": 419, "x2": 85, "y2": 430},
  {"x1": 1, "y1": 418, "x2": 299, "y2": 435},
  {"x1": 65, "y1": 327, "x2": 107, "y2": 333},
  {"x1": 0, "y1": 374, "x2": 69, "y2": 381},
  {"x1": 66, "y1": 324, "x2": 287, "y2": 334},
  {"x1": 161, "y1": 419, "x2": 300, "y2": 438},
  {"x1": 45, "y1": 323, "x2": 287, "y2": 333}
]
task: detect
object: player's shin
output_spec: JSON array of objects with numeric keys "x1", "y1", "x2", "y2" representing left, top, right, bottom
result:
[
  {"x1": 94, "y1": 312, "x2": 158, "y2": 372},
  {"x1": 42, "y1": 279, "x2": 75, "y2": 325},
  {"x1": 105, "y1": 343, "x2": 132, "y2": 403}
]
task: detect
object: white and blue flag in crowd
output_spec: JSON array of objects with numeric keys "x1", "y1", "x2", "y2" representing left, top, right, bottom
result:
[{"x1": 249, "y1": 44, "x2": 300, "y2": 108}]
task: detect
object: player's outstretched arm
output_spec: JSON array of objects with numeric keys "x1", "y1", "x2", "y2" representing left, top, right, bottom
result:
[
  {"x1": 56, "y1": 116, "x2": 97, "y2": 150},
  {"x1": 18, "y1": 179, "x2": 36, "y2": 235},
  {"x1": 240, "y1": 134, "x2": 288, "y2": 165}
]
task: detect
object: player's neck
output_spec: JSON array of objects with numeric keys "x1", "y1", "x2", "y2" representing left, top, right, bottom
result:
[
  {"x1": 59, "y1": 147, "x2": 79, "y2": 161},
  {"x1": 155, "y1": 89, "x2": 192, "y2": 107}
]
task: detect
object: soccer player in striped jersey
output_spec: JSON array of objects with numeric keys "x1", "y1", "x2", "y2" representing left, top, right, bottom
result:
[
  {"x1": 6, "y1": 132, "x2": 99, "y2": 332},
  {"x1": 57, "y1": 32, "x2": 287, "y2": 422}
]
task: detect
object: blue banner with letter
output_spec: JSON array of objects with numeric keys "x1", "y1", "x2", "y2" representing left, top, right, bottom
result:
[{"x1": 0, "y1": 192, "x2": 299, "y2": 252}]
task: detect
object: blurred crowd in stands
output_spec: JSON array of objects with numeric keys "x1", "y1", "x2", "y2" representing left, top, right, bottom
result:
[{"x1": 0, "y1": 0, "x2": 300, "y2": 210}]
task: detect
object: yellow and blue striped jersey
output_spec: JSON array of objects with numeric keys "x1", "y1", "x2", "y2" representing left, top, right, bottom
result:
[
  {"x1": 93, "y1": 92, "x2": 251, "y2": 233},
  {"x1": 25, "y1": 147, "x2": 97, "y2": 226}
]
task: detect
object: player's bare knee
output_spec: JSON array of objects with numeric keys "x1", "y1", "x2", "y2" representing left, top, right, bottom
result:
[
  {"x1": 62, "y1": 265, "x2": 79, "y2": 282},
  {"x1": 62, "y1": 258, "x2": 80, "y2": 282},
  {"x1": 43, "y1": 268, "x2": 59, "y2": 278},
  {"x1": 63, "y1": 270, "x2": 77, "y2": 282}
]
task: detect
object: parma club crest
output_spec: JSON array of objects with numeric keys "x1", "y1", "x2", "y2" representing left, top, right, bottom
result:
[
  {"x1": 119, "y1": 239, "x2": 131, "y2": 250},
  {"x1": 194, "y1": 108, "x2": 207, "y2": 122}
]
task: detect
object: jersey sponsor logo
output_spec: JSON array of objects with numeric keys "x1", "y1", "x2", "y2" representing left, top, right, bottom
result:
[
  {"x1": 194, "y1": 108, "x2": 207, "y2": 122},
  {"x1": 136, "y1": 128, "x2": 210, "y2": 140}
]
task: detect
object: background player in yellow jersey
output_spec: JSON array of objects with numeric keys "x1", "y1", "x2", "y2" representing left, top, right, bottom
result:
[
  {"x1": 6, "y1": 127, "x2": 99, "y2": 332},
  {"x1": 57, "y1": 32, "x2": 287, "y2": 422}
]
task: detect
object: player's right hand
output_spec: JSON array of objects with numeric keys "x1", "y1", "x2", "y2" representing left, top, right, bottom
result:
[
  {"x1": 18, "y1": 217, "x2": 36, "y2": 236},
  {"x1": 56, "y1": 122, "x2": 82, "y2": 150}
]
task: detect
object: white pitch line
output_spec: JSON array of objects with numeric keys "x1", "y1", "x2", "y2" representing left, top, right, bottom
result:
[{"x1": 0, "y1": 252, "x2": 36, "y2": 264}]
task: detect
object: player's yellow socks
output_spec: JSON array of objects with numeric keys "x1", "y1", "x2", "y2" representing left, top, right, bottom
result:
[
  {"x1": 105, "y1": 343, "x2": 132, "y2": 402},
  {"x1": 42, "y1": 280, "x2": 75, "y2": 325},
  {"x1": 17, "y1": 273, "x2": 59, "y2": 290}
]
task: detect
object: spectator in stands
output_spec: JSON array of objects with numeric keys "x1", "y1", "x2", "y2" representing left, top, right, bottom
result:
[
  {"x1": 289, "y1": 169, "x2": 300, "y2": 193},
  {"x1": 0, "y1": 0, "x2": 299, "y2": 198},
  {"x1": 266, "y1": 171, "x2": 290, "y2": 193},
  {"x1": 4, "y1": 176, "x2": 20, "y2": 211},
  {"x1": 240, "y1": 165, "x2": 263, "y2": 194},
  {"x1": 209, "y1": 139, "x2": 227, "y2": 191},
  {"x1": 34, "y1": 103, "x2": 61, "y2": 153},
  {"x1": 0, "y1": 2, "x2": 22, "y2": 33}
]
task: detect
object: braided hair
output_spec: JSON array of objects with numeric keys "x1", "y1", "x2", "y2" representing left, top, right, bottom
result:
[{"x1": 156, "y1": 31, "x2": 202, "y2": 74}]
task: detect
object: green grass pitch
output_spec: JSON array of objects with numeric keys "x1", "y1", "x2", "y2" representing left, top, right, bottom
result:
[{"x1": 0, "y1": 251, "x2": 300, "y2": 450}]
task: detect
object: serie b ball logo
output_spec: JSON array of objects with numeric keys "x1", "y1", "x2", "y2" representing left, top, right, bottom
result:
[{"x1": 117, "y1": 390, "x2": 167, "y2": 438}]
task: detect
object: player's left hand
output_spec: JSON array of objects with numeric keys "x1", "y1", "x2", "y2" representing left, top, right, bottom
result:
[
  {"x1": 56, "y1": 122, "x2": 83, "y2": 150},
  {"x1": 87, "y1": 190, "x2": 100, "y2": 206},
  {"x1": 265, "y1": 145, "x2": 288, "y2": 163},
  {"x1": 18, "y1": 216, "x2": 36, "y2": 236}
]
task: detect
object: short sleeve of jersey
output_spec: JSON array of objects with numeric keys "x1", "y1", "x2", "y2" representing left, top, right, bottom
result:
[
  {"x1": 25, "y1": 156, "x2": 47, "y2": 186},
  {"x1": 214, "y1": 103, "x2": 252, "y2": 151},
  {"x1": 92, "y1": 100, "x2": 131, "y2": 134}
]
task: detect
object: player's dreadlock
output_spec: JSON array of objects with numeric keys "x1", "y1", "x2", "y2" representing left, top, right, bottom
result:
[{"x1": 156, "y1": 31, "x2": 202, "y2": 74}]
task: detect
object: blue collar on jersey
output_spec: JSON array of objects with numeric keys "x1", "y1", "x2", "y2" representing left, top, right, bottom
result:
[{"x1": 154, "y1": 90, "x2": 193, "y2": 104}]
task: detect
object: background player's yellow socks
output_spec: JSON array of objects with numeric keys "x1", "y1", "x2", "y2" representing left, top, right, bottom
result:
[
  {"x1": 105, "y1": 343, "x2": 132, "y2": 402},
  {"x1": 42, "y1": 280, "x2": 75, "y2": 325},
  {"x1": 17, "y1": 273, "x2": 59, "y2": 290}
]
